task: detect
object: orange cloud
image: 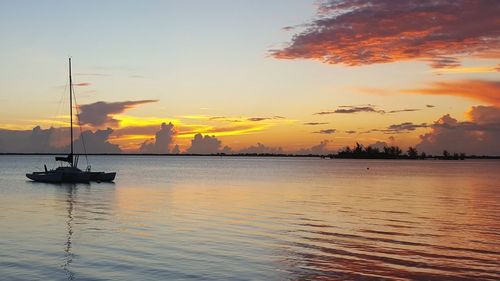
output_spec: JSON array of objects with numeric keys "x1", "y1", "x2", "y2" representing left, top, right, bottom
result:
[
  {"x1": 402, "y1": 80, "x2": 500, "y2": 105},
  {"x1": 271, "y1": 0, "x2": 500, "y2": 68}
]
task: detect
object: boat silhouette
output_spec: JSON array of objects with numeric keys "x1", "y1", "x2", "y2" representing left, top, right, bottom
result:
[{"x1": 26, "y1": 58, "x2": 116, "y2": 183}]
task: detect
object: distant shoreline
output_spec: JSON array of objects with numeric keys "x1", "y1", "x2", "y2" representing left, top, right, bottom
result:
[{"x1": 1, "y1": 153, "x2": 499, "y2": 159}]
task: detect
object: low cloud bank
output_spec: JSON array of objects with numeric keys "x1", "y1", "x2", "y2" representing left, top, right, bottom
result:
[
  {"x1": 0, "y1": 126, "x2": 63, "y2": 153},
  {"x1": 296, "y1": 140, "x2": 333, "y2": 155},
  {"x1": 72, "y1": 128, "x2": 121, "y2": 153},
  {"x1": 186, "y1": 133, "x2": 224, "y2": 154},
  {"x1": 4, "y1": 105, "x2": 500, "y2": 156},
  {"x1": 416, "y1": 106, "x2": 500, "y2": 155},
  {"x1": 139, "y1": 122, "x2": 177, "y2": 154},
  {"x1": 0, "y1": 126, "x2": 121, "y2": 154},
  {"x1": 238, "y1": 143, "x2": 283, "y2": 154}
]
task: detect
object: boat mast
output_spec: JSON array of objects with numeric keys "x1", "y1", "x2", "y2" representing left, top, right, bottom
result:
[{"x1": 69, "y1": 58, "x2": 74, "y2": 166}]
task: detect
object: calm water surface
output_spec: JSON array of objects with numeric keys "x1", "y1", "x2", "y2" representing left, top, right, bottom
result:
[{"x1": 0, "y1": 156, "x2": 499, "y2": 280}]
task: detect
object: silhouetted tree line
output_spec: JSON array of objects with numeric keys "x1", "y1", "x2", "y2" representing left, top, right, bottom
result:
[
  {"x1": 334, "y1": 143, "x2": 465, "y2": 160},
  {"x1": 439, "y1": 150, "x2": 466, "y2": 160}
]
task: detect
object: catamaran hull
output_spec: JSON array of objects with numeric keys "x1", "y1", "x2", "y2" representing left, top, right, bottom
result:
[
  {"x1": 26, "y1": 172, "x2": 90, "y2": 183},
  {"x1": 26, "y1": 171, "x2": 115, "y2": 183},
  {"x1": 88, "y1": 172, "x2": 116, "y2": 182}
]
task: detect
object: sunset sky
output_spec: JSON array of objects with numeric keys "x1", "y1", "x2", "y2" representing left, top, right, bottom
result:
[{"x1": 0, "y1": 0, "x2": 499, "y2": 155}]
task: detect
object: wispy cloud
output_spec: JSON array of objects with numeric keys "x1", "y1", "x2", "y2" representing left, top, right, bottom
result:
[
  {"x1": 333, "y1": 106, "x2": 381, "y2": 114},
  {"x1": 386, "y1": 109, "x2": 421, "y2": 114},
  {"x1": 402, "y1": 80, "x2": 500, "y2": 106},
  {"x1": 181, "y1": 115, "x2": 288, "y2": 123},
  {"x1": 385, "y1": 122, "x2": 428, "y2": 132},
  {"x1": 247, "y1": 117, "x2": 271, "y2": 122},
  {"x1": 281, "y1": 26, "x2": 296, "y2": 31},
  {"x1": 73, "y1": 82, "x2": 91, "y2": 87},
  {"x1": 208, "y1": 116, "x2": 242, "y2": 122},
  {"x1": 314, "y1": 105, "x2": 421, "y2": 115},
  {"x1": 303, "y1": 122, "x2": 329, "y2": 126},
  {"x1": 313, "y1": 129, "x2": 336, "y2": 134},
  {"x1": 247, "y1": 116, "x2": 287, "y2": 122},
  {"x1": 428, "y1": 56, "x2": 461, "y2": 69},
  {"x1": 371, "y1": 122, "x2": 429, "y2": 134}
]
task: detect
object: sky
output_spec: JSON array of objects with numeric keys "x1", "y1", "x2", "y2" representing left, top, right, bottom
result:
[{"x1": 0, "y1": 0, "x2": 499, "y2": 155}]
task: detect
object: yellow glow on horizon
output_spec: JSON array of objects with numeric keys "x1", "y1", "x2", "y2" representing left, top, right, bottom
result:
[
  {"x1": 177, "y1": 124, "x2": 270, "y2": 139},
  {"x1": 0, "y1": 124, "x2": 34, "y2": 130},
  {"x1": 115, "y1": 115, "x2": 181, "y2": 128},
  {"x1": 30, "y1": 119, "x2": 69, "y2": 126},
  {"x1": 108, "y1": 117, "x2": 275, "y2": 151},
  {"x1": 111, "y1": 134, "x2": 153, "y2": 141}
]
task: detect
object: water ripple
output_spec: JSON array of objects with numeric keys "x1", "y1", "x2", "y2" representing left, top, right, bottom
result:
[{"x1": 1, "y1": 156, "x2": 499, "y2": 280}]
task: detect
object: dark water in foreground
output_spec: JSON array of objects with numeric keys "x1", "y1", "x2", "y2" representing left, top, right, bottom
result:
[{"x1": 0, "y1": 156, "x2": 499, "y2": 281}]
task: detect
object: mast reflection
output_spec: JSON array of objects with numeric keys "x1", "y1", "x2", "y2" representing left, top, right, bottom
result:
[{"x1": 62, "y1": 184, "x2": 76, "y2": 281}]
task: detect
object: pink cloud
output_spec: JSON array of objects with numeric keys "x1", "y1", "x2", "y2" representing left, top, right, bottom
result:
[
  {"x1": 73, "y1": 82, "x2": 91, "y2": 87},
  {"x1": 271, "y1": 0, "x2": 500, "y2": 68}
]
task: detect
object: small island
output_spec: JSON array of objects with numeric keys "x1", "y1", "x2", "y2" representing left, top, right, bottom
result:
[{"x1": 334, "y1": 143, "x2": 466, "y2": 160}]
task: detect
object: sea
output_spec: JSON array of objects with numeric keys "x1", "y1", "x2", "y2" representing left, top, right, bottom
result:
[{"x1": 0, "y1": 155, "x2": 499, "y2": 281}]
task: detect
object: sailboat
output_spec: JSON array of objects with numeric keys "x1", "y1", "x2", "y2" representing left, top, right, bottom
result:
[{"x1": 26, "y1": 58, "x2": 116, "y2": 183}]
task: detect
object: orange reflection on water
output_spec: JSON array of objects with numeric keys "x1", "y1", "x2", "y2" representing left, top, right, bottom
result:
[{"x1": 110, "y1": 159, "x2": 500, "y2": 280}]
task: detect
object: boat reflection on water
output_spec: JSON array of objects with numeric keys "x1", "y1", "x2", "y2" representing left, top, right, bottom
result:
[{"x1": 9, "y1": 158, "x2": 500, "y2": 280}]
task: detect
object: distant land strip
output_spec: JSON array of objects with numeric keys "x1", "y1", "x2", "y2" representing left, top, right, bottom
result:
[{"x1": 0, "y1": 153, "x2": 499, "y2": 159}]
